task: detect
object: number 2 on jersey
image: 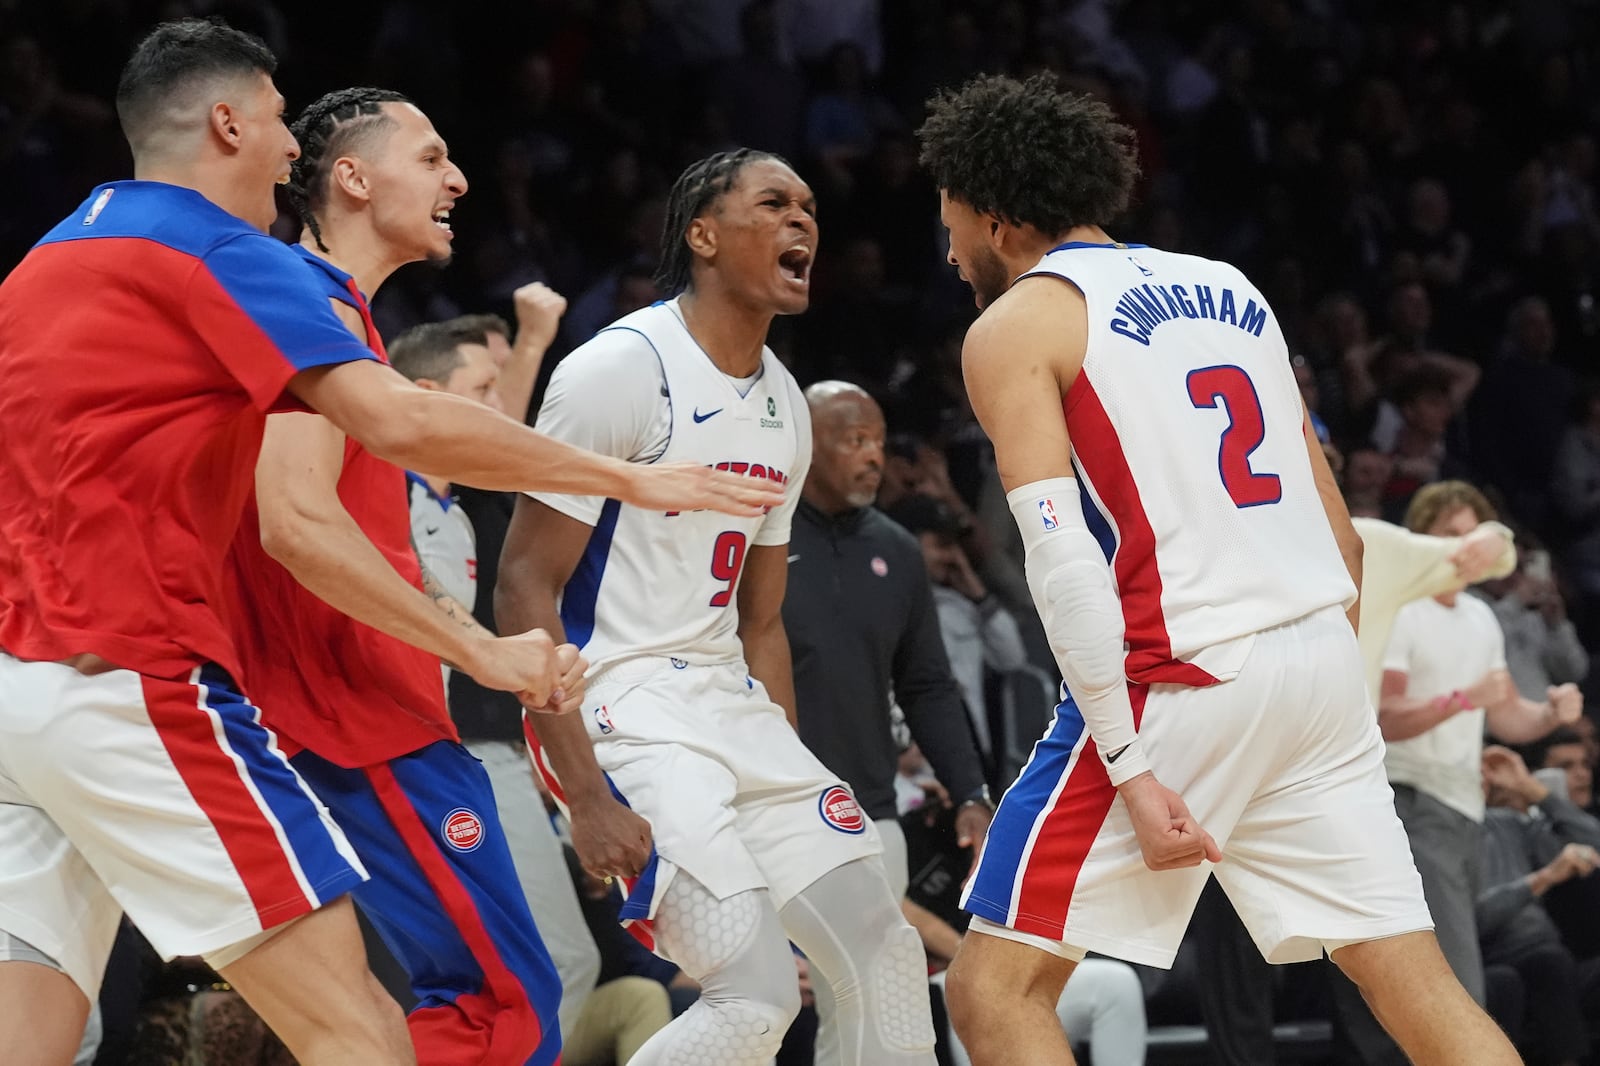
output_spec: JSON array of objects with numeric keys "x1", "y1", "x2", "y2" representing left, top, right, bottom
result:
[
  {"x1": 1186, "y1": 365, "x2": 1282, "y2": 508},
  {"x1": 708, "y1": 530, "x2": 748, "y2": 607}
]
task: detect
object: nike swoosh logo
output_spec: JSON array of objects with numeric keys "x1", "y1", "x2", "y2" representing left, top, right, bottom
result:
[
  {"x1": 692, "y1": 407, "x2": 723, "y2": 423},
  {"x1": 787, "y1": 554, "x2": 801, "y2": 563},
  {"x1": 424, "y1": 526, "x2": 440, "y2": 536},
  {"x1": 1105, "y1": 744, "x2": 1129, "y2": 764}
]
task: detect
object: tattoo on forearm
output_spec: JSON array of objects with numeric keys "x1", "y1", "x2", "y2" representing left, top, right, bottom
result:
[{"x1": 420, "y1": 565, "x2": 492, "y2": 637}]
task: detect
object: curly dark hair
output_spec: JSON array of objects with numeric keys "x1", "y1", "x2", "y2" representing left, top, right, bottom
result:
[
  {"x1": 285, "y1": 87, "x2": 410, "y2": 251},
  {"x1": 655, "y1": 148, "x2": 789, "y2": 296},
  {"x1": 917, "y1": 73, "x2": 1140, "y2": 234}
]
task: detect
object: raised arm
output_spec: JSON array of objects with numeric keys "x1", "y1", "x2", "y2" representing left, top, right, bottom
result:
[{"x1": 495, "y1": 282, "x2": 567, "y2": 422}]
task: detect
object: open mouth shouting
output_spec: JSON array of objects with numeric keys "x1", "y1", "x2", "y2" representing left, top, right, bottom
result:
[
  {"x1": 779, "y1": 243, "x2": 812, "y2": 288},
  {"x1": 432, "y1": 204, "x2": 453, "y2": 237}
]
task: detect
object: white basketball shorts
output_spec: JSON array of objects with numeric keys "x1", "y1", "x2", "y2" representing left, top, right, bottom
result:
[
  {"x1": 0, "y1": 654, "x2": 367, "y2": 995},
  {"x1": 527, "y1": 657, "x2": 881, "y2": 941},
  {"x1": 963, "y1": 605, "x2": 1431, "y2": 967}
]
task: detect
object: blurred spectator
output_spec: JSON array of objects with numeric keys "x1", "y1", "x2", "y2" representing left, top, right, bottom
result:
[
  {"x1": 707, "y1": 0, "x2": 806, "y2": 160},
  {"x1": 1395, "y1": 178, "x2": 1473, "y2": 347},
  {"x1": 578, "y1": 0, "x2": 685, "y2": 156},
  {"x1": 1480, "y1": 542, "x2": 1590, "y2": 701},
  {"x1": 1334, "y1": 481, "x2": 1582, "y2": 1061},
  {"x1": 1551, "y1": 379, "x2": 1600, "y2": 631},
  {"x1": 1528, "y1": 725, "x2": 1600, "y2": 961},
  {"x1": 804, "y1": 42, "x2": 901, "y2": 194},
  {"x1": 1472, "y1": 296, "x2": 1574, "y2": 529},
  {"x1": 886, "y1": 494, "x2": 1027, "y2": 767},
  {"x1": 1477, "y1": 744, "x2": 1600, "y2": 1066},
  {"x1": 1377, "y1": 365, "x2": 1466, "y2": 515},
  {"x1": 1292, "y1": 354, "x2": 1330, "y2": 443},
  {"x1": 1342, "y1": 446, "x2": 1394, "y2": 519},
  {"x1": 795, "y1": 234, "x2": 903, "y2": 384},
  {"x1": 1529, "y1": 726, "x2": 1597, "y2": 815}
]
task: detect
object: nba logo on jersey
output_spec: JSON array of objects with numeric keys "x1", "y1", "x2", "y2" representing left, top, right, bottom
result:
[
  {"x1": 817, "y1": 786, "x2": 866, "y2": 835},
  {"x1": 594, "y1": 705, "x2": 616, "y2": 735},
  {"x1": 1039, "y1": 498, "x2": 1060, "y2": 531},
  {"x1": 82, "y1": 188, "x2": 114, "y2": 226},
  {"x1": 441, "y1": 808, "x2": 484, "y2": 852}
]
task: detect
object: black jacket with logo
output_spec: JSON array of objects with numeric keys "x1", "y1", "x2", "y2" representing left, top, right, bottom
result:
[{"x1": 782, "y1": 498, "x2": 986, "y2": 821}]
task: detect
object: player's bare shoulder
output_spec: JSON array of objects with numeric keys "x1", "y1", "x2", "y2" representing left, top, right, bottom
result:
[{"x1": 962, "y1": 273, "x2": 1087, "y2": 398}]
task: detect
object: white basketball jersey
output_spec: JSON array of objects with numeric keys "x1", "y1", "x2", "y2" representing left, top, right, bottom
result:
[
  {"x1": 531, "y1": 299, "x2": 811, "y2": 678},
  {"x1": 1022, "y1": 242, "x2": 1355, "y2": 684}
]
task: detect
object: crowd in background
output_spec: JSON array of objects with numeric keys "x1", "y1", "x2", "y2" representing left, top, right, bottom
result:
[{"x1": 9, "y1": 0, "x2": 1600, "y2": 1063}]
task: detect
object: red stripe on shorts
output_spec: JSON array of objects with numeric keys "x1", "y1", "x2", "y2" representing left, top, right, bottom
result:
[
  {"x1": 1012, "y1": 684, "x2": 1150, "y2": 940},
  {"x1": 365, "y1": 763, "x2": 546, "y2": 1063},
  {"x1": 522, "y1": 714, "x2": 568, "y2": 807},
  {"x1": 141, "y1": 671, "x2": 308, "y2": 919}
]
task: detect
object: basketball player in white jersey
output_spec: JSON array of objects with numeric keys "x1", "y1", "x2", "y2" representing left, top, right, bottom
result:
[
  {"x1": 495, "y1": 149, "x2": 937, "y2": 1066},
  {"x1": 915, "y1": 74, "x2": 1519, "y2": 1066}
]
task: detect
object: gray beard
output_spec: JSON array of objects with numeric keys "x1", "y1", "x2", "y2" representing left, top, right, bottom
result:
[{"x1": 844, "y1": 488, "x2": 878, "y2": 509}]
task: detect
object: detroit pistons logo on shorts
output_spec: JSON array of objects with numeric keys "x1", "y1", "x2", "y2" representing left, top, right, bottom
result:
[
  {"x1": 1039, "y1": 498, "x2": 1059, "y2": 530},
  {"x1": 441, "y1": 808, "x2": 485, "y2": 852},
  {"x1": 817, "y1": 786, "x2": 866, "y2": 835}
]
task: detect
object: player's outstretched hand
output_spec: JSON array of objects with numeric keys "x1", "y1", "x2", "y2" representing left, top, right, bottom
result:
[
  {"x1": 1118, "y1": 772, "x2": 1221, "y2": 872},
  {"x1": 570, "y1": 794, "x2": 654, "y2": 881},
  {"x1": 620, "y1": 462, "x2": 785, "y2": 518}
]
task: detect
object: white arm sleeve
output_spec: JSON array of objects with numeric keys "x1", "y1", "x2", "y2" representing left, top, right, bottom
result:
[
  {"x1": 1007, "y1": 477, "x2": 1147, "y2": 786},
  {"x1": 528, "y1": 329, "x2": 670, "y2": 526}
]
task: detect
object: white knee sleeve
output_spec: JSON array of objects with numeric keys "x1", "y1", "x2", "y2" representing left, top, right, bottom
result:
[
  {"x1": 631, "y1": 874, "x2": 799, "y2": 1066},
  {"x1": 783, "y1": 859, "x2": 937, "y2": 1063}
]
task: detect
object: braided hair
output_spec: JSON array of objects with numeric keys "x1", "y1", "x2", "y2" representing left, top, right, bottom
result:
[
  {"x1": 286, "y1": 87, "x2": 410, "y2": 251},
  {"x1": 655, "y1": 148, "x2": 789, "y2": 296}
]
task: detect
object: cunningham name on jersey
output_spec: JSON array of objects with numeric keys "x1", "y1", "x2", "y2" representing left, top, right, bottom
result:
[{"x1": 1107, "y1": 273, "x2": 1271, "y2": 348}]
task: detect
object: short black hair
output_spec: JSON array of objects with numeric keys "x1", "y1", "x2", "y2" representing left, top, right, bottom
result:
[
  {"x1": 656, "y1": 148, "x2": 789, "y2": 296},
  {"x1": 388, "y1": 320, "x2": 481, "y2": 383},
  {"x1": 917, "y1": 73, "x2": 1140, "y2": 234},
  {"x1": 286, "y1": 87, "x2": 411, "y2": 251},
  {"x1": 1522, "y1": 726, "x2": 1587, "y2": 771},
  {"x1": 115, "y1": 17, "x2": 276, "y2": 154}
]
